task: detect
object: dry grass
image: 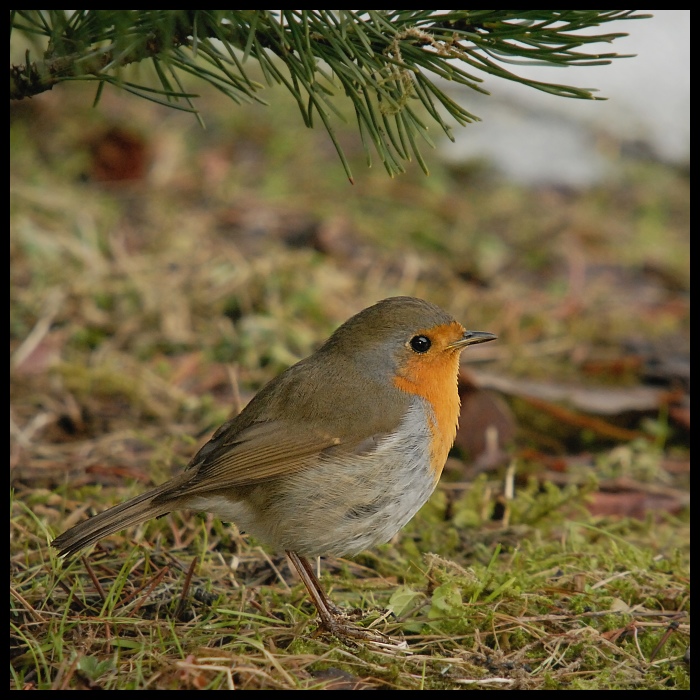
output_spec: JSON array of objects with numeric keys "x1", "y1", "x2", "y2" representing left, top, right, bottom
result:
[{"x1": 10, "y1": 79, "x2": 689, "y2": 689}]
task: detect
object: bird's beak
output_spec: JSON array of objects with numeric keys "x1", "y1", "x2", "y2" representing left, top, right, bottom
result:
[{"x1": 447, "y1": 330, "x2": 497, "y2": 350}]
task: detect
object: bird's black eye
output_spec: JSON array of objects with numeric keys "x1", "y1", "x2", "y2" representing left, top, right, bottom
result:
[{"x1": 410, "y1": 335, "x2": 431, "y2": 353}]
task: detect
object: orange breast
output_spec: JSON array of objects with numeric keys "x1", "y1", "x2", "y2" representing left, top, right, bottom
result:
[{"x1": 392, "y1": 322, "x2": 463, "y2": 482}]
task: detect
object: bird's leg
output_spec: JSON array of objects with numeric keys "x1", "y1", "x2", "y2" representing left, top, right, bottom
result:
[{"x1": 285, "y1": 550, "x2": 386, "y2": 642}]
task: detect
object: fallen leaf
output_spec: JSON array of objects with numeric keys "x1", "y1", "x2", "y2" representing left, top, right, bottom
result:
[{"x1": 587, "y1": 490, "x2": 686, "y2": 518}]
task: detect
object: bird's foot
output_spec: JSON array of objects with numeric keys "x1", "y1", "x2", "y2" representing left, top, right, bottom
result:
[{"x1": 313, "y1": 608, "x2": 408, "y2": 650}]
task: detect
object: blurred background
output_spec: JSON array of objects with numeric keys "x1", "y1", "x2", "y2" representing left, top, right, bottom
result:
[{"x1": 441, "y1": 9, "x2": 690, "y2": 186}]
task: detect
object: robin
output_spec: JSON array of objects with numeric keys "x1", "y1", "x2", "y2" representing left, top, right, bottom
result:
[{"x1": 52, "y1": 296, "x2": 496, "y2": 640}]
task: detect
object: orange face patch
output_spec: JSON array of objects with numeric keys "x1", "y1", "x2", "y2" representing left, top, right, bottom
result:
[{"x1": 392, "y1": 321, "x2": 465, "y2": 481}]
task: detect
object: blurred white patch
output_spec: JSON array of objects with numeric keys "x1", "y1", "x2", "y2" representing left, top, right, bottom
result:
[{"x1": 438, "y1": 10, "x2": 690, "y2": 186}]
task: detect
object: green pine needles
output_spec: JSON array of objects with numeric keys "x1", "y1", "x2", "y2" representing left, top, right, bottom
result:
[{"x1": 10, "y1": 10, "x2": 650, "y2": 178}]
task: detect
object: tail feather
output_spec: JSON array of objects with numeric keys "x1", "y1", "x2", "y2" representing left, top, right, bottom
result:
[{"x1": 51, "y1": 482, "x2": 181, "y2": 558}]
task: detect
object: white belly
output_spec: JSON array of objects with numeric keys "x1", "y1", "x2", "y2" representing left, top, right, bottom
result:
[{"x1": 187, "y1": 399, "x2": 439, "y2": 557}]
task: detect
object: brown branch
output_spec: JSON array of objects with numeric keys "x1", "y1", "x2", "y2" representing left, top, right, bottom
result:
[{"x1": 10, "y1": 32, "x2": 189, "y2": 101}]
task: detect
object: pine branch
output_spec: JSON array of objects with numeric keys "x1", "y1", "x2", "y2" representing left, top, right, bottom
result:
[{"x1": 10, "y1": 10, "x2": 651, "y2": 178}]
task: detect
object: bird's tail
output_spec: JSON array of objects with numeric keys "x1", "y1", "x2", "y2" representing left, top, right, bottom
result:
[{"x1": 51, "y1": 477, "x2": 187, "y2": 558}]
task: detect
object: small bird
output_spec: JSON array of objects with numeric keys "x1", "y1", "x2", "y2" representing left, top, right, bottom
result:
[{"x1": 52, "y1": 296, "x2": 496, "y2": 640}]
